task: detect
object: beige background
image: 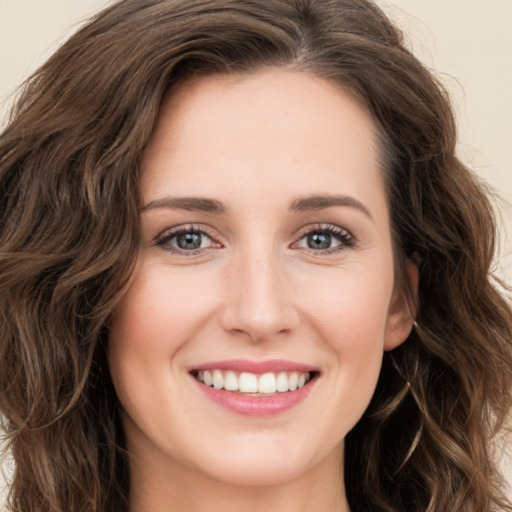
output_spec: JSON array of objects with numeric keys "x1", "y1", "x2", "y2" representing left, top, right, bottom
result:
[{"x1": 0, "y1": 0, "x2": 511, "y2": 501}]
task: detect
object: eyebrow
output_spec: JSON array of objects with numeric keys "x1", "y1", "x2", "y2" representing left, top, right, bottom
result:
[
  {"x1": 141, "y1": 194, "x2": 372, "y2": 219},
  {"x1": 141, "y1": 197, "x2": 227, "y2": 214},
  {"x1": 290, "y1": 194, "x2": 373, "y2": 220}
]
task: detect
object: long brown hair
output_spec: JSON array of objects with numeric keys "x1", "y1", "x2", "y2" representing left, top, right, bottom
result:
[{"x1": 1, "y1": 1, "x2": 511, "y2": 511}]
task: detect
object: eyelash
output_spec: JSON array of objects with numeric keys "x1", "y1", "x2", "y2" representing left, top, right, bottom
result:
[
  {"x1": 154, "y1": 223, "x2": 356, "y2": 256},
  {"x1": 292, "y1": 224, "x2": 356, "y2": 255},
  {"x1": 154, "y1": 224, "x2": 221, "y2": 256}
]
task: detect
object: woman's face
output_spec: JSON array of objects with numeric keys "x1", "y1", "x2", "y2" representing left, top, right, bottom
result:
[{"x1": 108, "y1": 70, "x2": 414, "y2": 489}]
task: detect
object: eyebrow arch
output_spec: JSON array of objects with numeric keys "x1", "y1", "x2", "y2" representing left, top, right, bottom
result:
[
  {"x1": 141, "y1": 196, "x2": 227, "y2": 214},
  {"x1": 141, "y1": 194, "x2": 372, "y2": 219},
  {"x1": 290, "y1": 195, "x2": 373, "y2": 219}
]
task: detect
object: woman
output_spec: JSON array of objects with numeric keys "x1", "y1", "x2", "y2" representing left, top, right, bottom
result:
[{"x1": 0, "y1": 1, "x2": 511, "y2": 511}]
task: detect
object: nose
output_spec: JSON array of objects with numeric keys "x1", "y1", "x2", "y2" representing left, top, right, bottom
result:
[{"x1": 220, "y1": 248, "x2": 299, "y2": 343}]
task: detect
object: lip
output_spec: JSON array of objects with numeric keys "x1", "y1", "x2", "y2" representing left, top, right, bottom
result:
[
  {"x1": 194, "y1": 381, "x2": 316, "y2": 416},
  {"x1": 189, "y1": 359, "x2": 319, "y2": 416},
  {"x1": 190, "y1": 359, "x2": 319, "y2": 374}
]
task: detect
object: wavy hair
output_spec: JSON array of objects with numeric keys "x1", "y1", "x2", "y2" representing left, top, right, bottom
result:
[{"x1": 1, "y1": 1, "x2": 511, "y2": 511}]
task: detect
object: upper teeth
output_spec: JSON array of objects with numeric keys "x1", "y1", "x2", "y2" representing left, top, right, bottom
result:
[{"x1": 195, "y1": 370, "x2": 312, "y2": 394}]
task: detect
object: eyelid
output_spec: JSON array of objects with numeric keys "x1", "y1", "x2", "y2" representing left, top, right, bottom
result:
[
  {"x1": 291, "y1": 223, "x2": 356, "y2": 253},
  {"x1": 153, "y1": 224, "x2": 223, "y2": 254},
  {"x1": 151, "y1": 222, "x2": 356, "y2": 256}
]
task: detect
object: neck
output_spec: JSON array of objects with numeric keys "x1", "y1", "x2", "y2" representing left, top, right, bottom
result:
[{"x1": 127, "y1": 443, "x2": 349, "y2": 512}]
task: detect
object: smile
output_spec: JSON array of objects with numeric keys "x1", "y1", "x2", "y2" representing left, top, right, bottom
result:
[
  {"x1": 193, "y1": 369, "x2": 314, "y2": 395},
  {"x1": 189, "y1": 361, "x2": 319, "y2": 416}
]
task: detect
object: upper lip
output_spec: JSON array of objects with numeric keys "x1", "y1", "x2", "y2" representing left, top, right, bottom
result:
[{"x1": 190, "y1": 359, "x2": 319, "y2": 374}]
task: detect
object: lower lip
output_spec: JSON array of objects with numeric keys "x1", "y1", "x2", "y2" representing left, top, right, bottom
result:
[{"x1": 193, "y1": 377, "x2": 316, "y2": 416}]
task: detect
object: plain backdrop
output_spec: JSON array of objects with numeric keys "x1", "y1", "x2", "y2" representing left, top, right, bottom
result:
[{"x1": 0, "y1": 0, "x2": 511, "y2": 501}]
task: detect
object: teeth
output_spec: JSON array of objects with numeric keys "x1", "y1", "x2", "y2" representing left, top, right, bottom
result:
[
  {"x1": 203, "y1": 370, "x2": 213, "y2": 387},
  {"x1": 239, "y1": 372, "x2": 258, "y2": 393},
  {"x1": 212, "y1": 369, "x2": 223, "y2": 389},
  {"x1": 276, "y1": 372, "x2": 288, "y2": 392},
  {"x1": 288, "y1": 372, "x2": 298, "y2": 391},
  {"x1": 258, "y1": 372, "x2": 276, "y2": 393},
  {"x1": 194, "y1": 370, "x2": 313, "y2": 394},
  {"x1": 224, "y1": 370, "x2": 238, "y2": 391}
]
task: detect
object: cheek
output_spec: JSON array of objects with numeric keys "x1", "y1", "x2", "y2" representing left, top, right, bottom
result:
[
  {"x1": 107, "y1": 261, "x2": 226, "y2": 414},
  {"x1": 107, "y1": 265, "x2": 185, "y2": 403},
  {"x1": 109, "y1": 263, "x2": 211, "y2": 356},
  {"x1": 325, "y1": 288, "x2": 389, "y2": 373},
  {"x1": 301, "y1": 267, "x2": 392, "y2": 425},
  {"x1": 303, "y1": 263, "x2": 393, "y2": 347},
  {"x1": 106, "y1": 265, "x2": 207, "y2": 441}
]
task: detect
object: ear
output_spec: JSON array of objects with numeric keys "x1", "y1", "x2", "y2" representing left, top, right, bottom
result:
[{"x1": 384, "y1": 260, "x2": 419, "y2": 351}]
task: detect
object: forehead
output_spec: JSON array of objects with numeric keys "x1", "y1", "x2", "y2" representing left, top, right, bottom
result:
[{"x1": 141, "y1": 69, "x2": 386, "y2": 213}]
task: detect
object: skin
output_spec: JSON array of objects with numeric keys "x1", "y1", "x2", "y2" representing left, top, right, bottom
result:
[{"x1": 108, "y1": 69, "x2": 416, "y2": 512}]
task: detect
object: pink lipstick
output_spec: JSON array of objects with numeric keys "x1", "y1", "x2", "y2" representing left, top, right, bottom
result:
[{"x1": 189, "y1": 359, "x2": 319, "y2": 416}]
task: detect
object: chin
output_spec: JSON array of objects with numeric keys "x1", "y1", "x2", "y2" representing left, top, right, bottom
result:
[
  {"x1": 195, "y1": 454, "x2": 314, "y2": 488},
  {"x1": 184, "y1": 433, "x2": 342, "y2": 488}
]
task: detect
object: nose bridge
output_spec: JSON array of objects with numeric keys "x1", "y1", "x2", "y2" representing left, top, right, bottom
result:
[{"x1": 221, "y1": 237, "x2": 298, "y2": 341}]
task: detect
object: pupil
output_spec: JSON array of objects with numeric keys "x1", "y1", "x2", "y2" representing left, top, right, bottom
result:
[
  {"x1": 308, "y1": 233, "x2": 331, "y2": 250},
  {"x1": 177, "y1": 232, "x2": 202, "y2": 249}
]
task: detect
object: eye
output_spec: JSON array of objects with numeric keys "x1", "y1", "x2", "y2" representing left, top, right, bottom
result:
[
  {"x1": 293, "y1": 225, "x2": 355, "y2": 253},
  {"x1": 155, "y1": 226, "x2": 221, "y2": 254}
]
